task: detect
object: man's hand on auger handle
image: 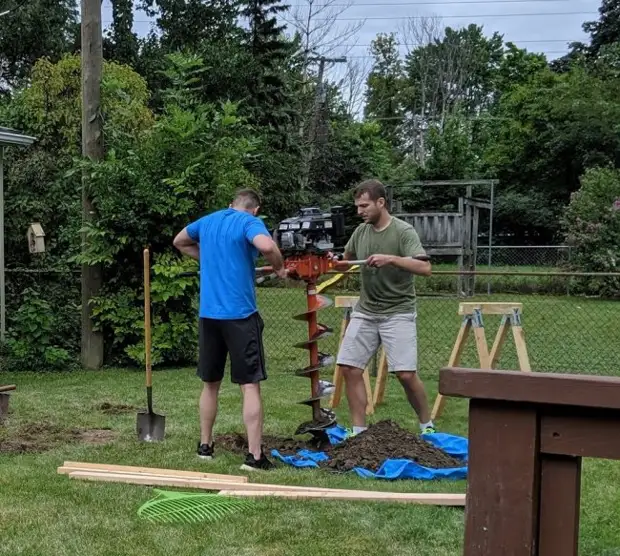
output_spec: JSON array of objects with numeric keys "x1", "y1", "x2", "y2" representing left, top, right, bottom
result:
[{"x1": 327, "y1": 252, "x2": 431, "y2": 269}]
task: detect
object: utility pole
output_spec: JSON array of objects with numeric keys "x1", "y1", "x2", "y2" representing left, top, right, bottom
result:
[
  {"x1": 80, "y1": 0, "x2": 104, "y2": 369},
  {"x1": 300, "y1": 55, "x2": 347, "y2": 192}
]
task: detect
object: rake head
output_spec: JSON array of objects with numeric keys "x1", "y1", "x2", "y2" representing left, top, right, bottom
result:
[{"x1": 137, "y1": 489, "x2": 255, "y2": 525}]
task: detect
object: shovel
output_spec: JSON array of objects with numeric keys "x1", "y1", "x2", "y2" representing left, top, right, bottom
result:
[{"x1": 137, "y1": 248, "x2": 165, "y2": 442}]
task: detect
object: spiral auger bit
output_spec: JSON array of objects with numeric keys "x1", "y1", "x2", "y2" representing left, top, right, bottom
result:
[{"x1": 284, "y1": 251, "x2": 339, "y2": 447}]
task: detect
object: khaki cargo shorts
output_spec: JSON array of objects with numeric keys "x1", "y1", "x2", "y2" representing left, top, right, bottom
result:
[{"x1": 336, "y1": 310, "x2": 418, "y2": 372}]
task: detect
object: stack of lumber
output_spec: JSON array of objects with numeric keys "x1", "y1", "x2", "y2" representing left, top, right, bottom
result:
[{"x1": 57, "y1": 461, "x2": 465, "y2": 505}]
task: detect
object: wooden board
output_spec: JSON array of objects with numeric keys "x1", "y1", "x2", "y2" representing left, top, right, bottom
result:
[
  {"x1": 335, "y1": 295, "x2": 359, "y2": 308},
  {"x1": 458, "y1": 302, "x2": 523, "y2": 316},
  {"x1": 62, "y1": 470, "x2": 406, "y2": 494},
  {"x1": 62, "y1": 470, "x2": 464, "y2": 506},
  {"x1": 218, "y1": 489, "x2": 466, "y2": 505},
  {"x1": 439, "y1": 367, "x2": 620, "y2": 411},
  {"x1": 59, "y1": 462, "x2": 248, "y2": 483}
]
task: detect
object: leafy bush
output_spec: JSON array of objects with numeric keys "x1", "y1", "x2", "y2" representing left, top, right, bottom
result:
[
  {"x1": 562, "y1": 166, "x2": 620, "y2": 297},
  {"x1": 4, "y1": 288, "x2": 76, "y2": 371}
]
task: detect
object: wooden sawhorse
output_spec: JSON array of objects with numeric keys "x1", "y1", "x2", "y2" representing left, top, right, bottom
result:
[
  {"x1": 328, "y1": 296, "x2": 388, "y2": 415},
  {"x1": 431, "y1": 302, "x2": 531, "y2": 421},
  {"x1": 440, "y1": 366, "x2": 620, "y2": 556}
]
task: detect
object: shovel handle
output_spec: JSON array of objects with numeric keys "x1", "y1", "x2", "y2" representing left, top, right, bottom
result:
[
  {"x1": 144, "y1": 248, "x2": 152, "y2": 390},
  {"x1": 0, "y1": 385, "x2": 16, "y2": 393}
]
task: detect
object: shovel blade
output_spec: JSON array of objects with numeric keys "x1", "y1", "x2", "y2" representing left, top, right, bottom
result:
[
  {"x1": 137, "y1": 410, "x2": 166, "y2": 442},
  {"x1": 0, "y1": 393, "x2": 10, "y2": 423}
]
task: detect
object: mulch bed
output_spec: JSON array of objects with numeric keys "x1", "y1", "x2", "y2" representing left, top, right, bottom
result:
[{"x1": 216, "y1": 419, "x2": 464, "y2": 473}]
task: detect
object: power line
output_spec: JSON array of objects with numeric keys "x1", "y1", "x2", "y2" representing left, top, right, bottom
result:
[
  {"x1": 328, "y1": 39, "x2": 581, "y2": 46},
  {"x1": 102, "y1": 0, "x2": 598, "y2": 6},
  {"x1": 287, "y1": 0, "x2": 599, "y2": 4},
  {"x1": 346, "y1": 49, "x2": 569, "y2": 57},
  {"x1": 117, "y1": 12, "x2": 596, "y2": 24}
]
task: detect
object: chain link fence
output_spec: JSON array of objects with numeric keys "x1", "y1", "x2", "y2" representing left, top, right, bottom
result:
[
  {"x1": 1, "y1": 263, "x2": 618, "y2": 380},
  {"x1": 477, "y1": 245, "x2": 572, "y2": 268},
  {"x1": 257, "y1": 271, "x2": 620, "y2": 380}
]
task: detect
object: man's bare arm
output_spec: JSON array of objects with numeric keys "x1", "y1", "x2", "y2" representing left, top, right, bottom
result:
[
  {"x1": 253, "y1": 234, "x2": 286, "y2": 276},
  {"x1": 389, "y1": 255, "x2": 432, "y2": 276},
  {"x1": 173, "y1": 228, "x2": 200, "y2": 260}
]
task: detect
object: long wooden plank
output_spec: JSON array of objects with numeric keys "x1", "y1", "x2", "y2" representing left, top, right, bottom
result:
[
  {"x1": 65, "y1": 471, "x2": 312, "y2": 492},
  {"x1": 59, "y1": 461, "x2": 248, "y2": 483},
  {"x1": 64, "y1": 470, "x2": 464, "y2": 504},
  {"x1": 218, "y1": 489, "x2": 466, "y2": 505},
  {"x1": 458, "y1": 302, "x2": 522, "y2": 316}
]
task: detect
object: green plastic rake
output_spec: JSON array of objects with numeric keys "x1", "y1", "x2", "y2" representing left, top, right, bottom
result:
[{"x1": 137, "y1": 489, "x2": 255, "y2": 525}]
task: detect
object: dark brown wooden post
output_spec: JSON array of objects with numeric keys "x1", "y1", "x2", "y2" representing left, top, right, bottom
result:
[
  {"x1": 439, "y1": 367, "x2": 620, "y2": 556},
  {"x1": 464, "y1": 399, "x2": 540, "y2": 556}
]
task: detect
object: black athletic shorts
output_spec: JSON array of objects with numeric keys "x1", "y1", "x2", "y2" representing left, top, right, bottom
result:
[{"x1": 197, "y1": 311, "x2": 267, "y2": 385}]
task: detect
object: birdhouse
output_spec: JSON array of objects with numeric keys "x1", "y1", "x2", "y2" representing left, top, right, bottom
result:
[{"x1": 27, "y1": 223, "x2": 45, "y2": 254}]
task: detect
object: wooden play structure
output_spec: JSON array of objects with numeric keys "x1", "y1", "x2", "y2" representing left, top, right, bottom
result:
[
  {"x1": 439, "y1": 366, "x2": 620, "y2": 555},
  {"x1": 328, "y1": 296, "x2": 388, "y2": 415},
  {"x1": 391, "y1": 179, "x2": 496, "y2": 296},
  {"x1": 431, "y1": 301, "x2": 531, "y2": 421}
]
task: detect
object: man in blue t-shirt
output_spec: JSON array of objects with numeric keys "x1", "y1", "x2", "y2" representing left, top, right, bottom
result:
[{"x1": 173, "y1": 188, "x2": 286, "y2": 471}]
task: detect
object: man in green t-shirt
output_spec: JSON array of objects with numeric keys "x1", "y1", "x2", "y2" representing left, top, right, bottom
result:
[{"x1": 332, "y1": 179, "x2": 436, "y2": 436}]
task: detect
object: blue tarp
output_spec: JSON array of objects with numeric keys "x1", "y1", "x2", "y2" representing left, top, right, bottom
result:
[{"x1": 271, "y1": 425, "x2": 468, "y2": 481}]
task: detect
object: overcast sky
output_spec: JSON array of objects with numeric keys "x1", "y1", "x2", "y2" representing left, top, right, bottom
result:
[{"x1": 100, "y1": 0, "x2": 599, "y2": 98}]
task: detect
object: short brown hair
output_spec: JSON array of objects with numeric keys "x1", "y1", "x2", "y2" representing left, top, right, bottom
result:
[
  {"x1": 232, "y1": 188, "x2": 261, "y2": 209},
  {"x1": 354, "y1": 179, "x2": 386, "y2": 202}
]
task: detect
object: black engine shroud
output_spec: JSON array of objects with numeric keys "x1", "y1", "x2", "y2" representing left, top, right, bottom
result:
[{"x1": 274, "y1": 206, "x2": 347, "y2": 254}]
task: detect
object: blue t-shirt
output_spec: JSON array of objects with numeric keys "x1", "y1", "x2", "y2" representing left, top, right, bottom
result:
[{"x1": 186, "y1": 208, "x2": 270, "y2": 320}]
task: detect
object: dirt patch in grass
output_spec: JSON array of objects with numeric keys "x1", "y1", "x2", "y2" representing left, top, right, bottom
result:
[
  {"x1": 321, "y1": 420, "x2": 464, "y2": 473},
  {"x1": 216, "y1": 431, "x2": 319, "y2": 455},
  {"x1": 0, "y1": 422, "x2": 117, "y2": 454},
  {"x1": 217, "y1": 420, "x2": 464, "y2": 473},
  {"x1": 96, "y1": 402, "x2": 137, "y2": 415}
]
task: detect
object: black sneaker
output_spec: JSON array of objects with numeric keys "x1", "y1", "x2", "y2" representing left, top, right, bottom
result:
[
  {"x1": 240, "y1": 451, "x2": 275, "y2": 471},
  {"x1": 197, "y1": 441, "x2": 214, "y2": 460}
]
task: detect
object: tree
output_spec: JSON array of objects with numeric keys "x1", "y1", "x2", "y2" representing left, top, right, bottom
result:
[
  {"x1": 562, "y1": 166, "x2": 620, "y2": 296},
  {"x1": 103, "y1": 0, "x2": 139, "y2": 67},
  {"x1": 582, "y1": 0, "x2": 620, "y2": 59},
  {"x1": 482, "y1": 65, "x2": 620, "y2": 242},
  {"x1": 0, "y1": 0, "x2": 78, "y2": 94},
  {"x1": 364, "y1": 33, "x2": 406, "y2": 151},
  {"x1": 241, "y1": 0, "x2": 299, "y2": 135},
  {"x1": 138, "y1": 0, "x2": 239, "y2": 52}
]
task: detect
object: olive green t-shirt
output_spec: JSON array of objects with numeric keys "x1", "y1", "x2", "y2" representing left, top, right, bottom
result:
[{"x1": 345, "y1": 216, "x2": 426, "y2": 315}]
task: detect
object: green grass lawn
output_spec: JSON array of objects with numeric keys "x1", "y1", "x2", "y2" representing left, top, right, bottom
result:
[{"x1": 1, "y1": 287, "x2": 620, "y2": 555}]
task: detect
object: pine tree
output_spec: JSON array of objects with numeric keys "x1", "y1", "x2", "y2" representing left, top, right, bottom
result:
[
  {"x1": 104, "y1": 0, "x2": 139, "y2": 67},
  {"x1": 240, "y1": 0, "x2": 299, "y2": 135}
]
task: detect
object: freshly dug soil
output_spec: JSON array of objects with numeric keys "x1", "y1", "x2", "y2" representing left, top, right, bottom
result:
[
  {"x1": 321, "y1": 420, "x2": 464, "y2": 473},
  {"x1": 216, "y1": 432, "x2": 320, "y2": 455},
  {"x1": 216, "y1": 420, "x2": 464, "y2": 474},
  {"x1": 0, "y1": 422, "x2": 117, "y2": 454},
  {"x1": 96, "y1": 402, "x2": 137, "y2": 415}
]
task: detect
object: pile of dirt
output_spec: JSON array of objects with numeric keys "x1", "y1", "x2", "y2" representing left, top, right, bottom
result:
[
  {"x1": 0, "y1": 422, "x2": 117, "y2": 454},
  {"x1": 216, "y1": 420, "x2": 463, "y2": 473},
  {"x1": 321, "y1": 420, "x2": 464, "y2": 473},
  {"x1": 96, "y1": 402, "x2": 137, "y2": 415}
]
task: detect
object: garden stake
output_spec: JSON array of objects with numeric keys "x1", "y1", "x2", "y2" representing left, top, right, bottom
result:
[
  {"x1": 0, "y1": 384, "x2": 15, "y2": 423},
  {"x1": 137, "y1": 248, "x2": 166, "y2": 442}
]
